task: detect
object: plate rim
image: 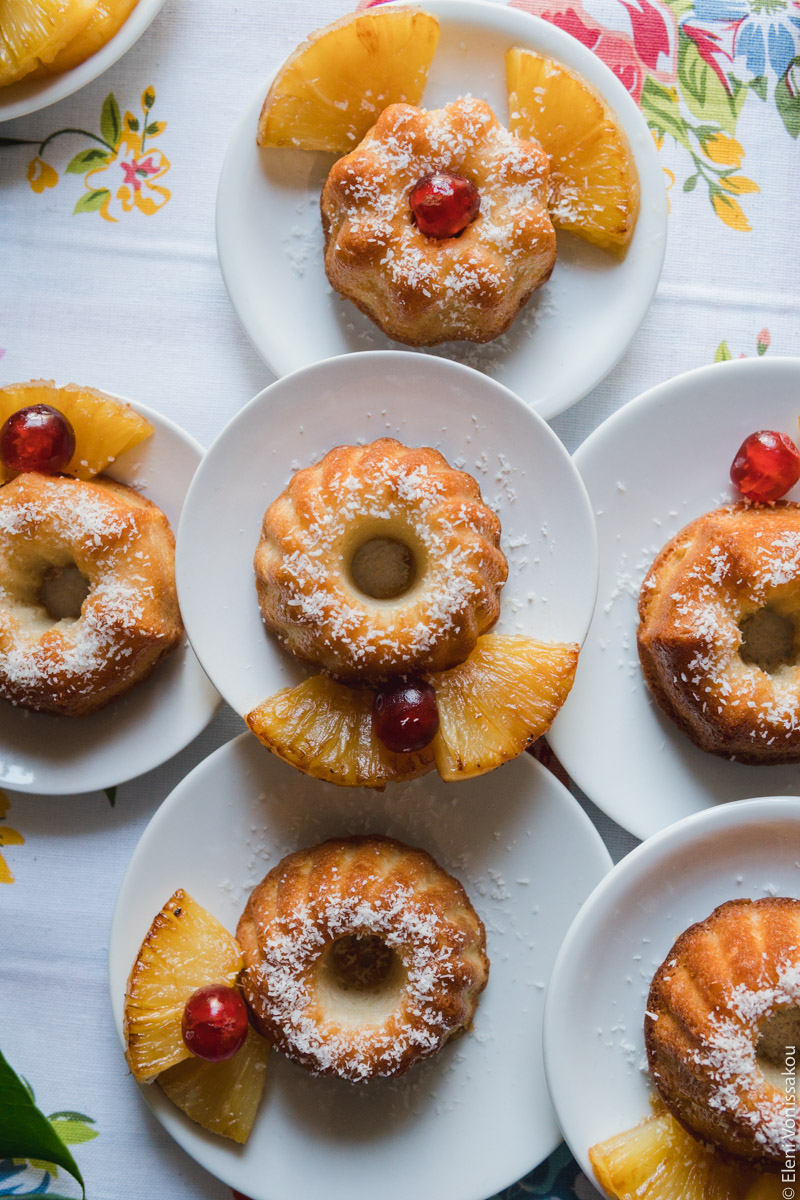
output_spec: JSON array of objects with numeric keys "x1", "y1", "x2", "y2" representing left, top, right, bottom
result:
[
  {"x1": 548, "y1": 355, "x2": 800, "y2": 839},
  {"x1": 214, "y1": 0, "x2": 667, "y2": 421},
  {"x1": 542, "y1": 793, "x2": 800, "y2": 1191},
  {"x1": 174, "y1": 347, "x2": 599, "y2": 716},
  {"x1": 109, "y1": 729, "x2": 614, "y2": 1200},
  {"x1": 0, "y1": 387, "x2": 220, "y2": 796},
  {"x1": 0, "y1": 0, "x2": 168, "y2": 123}
]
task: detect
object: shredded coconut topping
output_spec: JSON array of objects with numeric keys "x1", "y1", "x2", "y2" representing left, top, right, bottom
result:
[{"x1": 252, "y1": 882, "x2": 471, "y2": 1081}]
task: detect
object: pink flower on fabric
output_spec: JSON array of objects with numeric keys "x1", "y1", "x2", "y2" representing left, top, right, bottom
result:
[
  {"x1": 120, "y1": 155, "x2": 160, "y2": 193},
  {"x1": 510, "y1": 0, "x2": 678, "y2": 102}
]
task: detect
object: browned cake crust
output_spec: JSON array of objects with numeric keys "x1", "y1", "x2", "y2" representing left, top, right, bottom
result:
[
  {"x1": 254, "y1": 437, "x2": 507, "y2": 680},
  {"x1": 637, "y1": 502, "x2": 800, "y2": 763},
  {"x1": 645, "y1": 898, "x2": 800, "y2": 1171},
  {"x1": 0, "y1": 471, "x2": 183, "y2": 716},
  {"x1": 237, "y1": 835, "x2": 489, "y2": 1082},
  {"x1": 320, "y1": 97, "x2": 556, "y2": 346}
]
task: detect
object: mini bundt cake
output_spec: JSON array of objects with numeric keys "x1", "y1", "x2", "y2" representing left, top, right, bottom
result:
[
  {"x1": 321, "y1": 96, "x2": 556, "y2": 345},
  {"x1": 637, "y1": 503, "x2": 800, "y2": 763},
  {"x1": 646, "y1": 898, "x2": 800, "y2": 1170},
  {"x1": 254, "y1": 437, "x2": 507, "y2": 680},
  {"x1": 236, "y1": 835, "x2": 489, "y2": 1082},
  {"x1": 0, "y1": 471, "x2": 183, "y2": 716}
]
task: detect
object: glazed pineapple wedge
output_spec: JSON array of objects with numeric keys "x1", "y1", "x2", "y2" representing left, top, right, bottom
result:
[
  {"x1": 124, "y1": 890, "x2": 244, "y2": 1082},
  {"x1": 430, "y1": 635, "x2": 579, "y2": 781},
  {"x1": 257, "y1": 7, "x2": 440, "y2": 152},
  {"x1": 0, "y1": 380, "x2": 153, "y2": 482},
  {"x1": 29, "y1": 0, "x2": 139, "y2": 78},
  {"x1": 0, "y1": 0, "x2": 99, "y2": 86},
  {"x1": 247, "y1": 675, "x2": 435, "y2": 788},
  {"x1": 589, "y1": 1104, "x2": 781, "y2": 1199},
  {"x1": 506, "y1": 48, "x2": 640, "y2": 256},
  {"x1": 124, "y1": 889, "x2": 269, "y2": 1144},
  {"x1": 158, "y1": 1027, "x2": 269, "y2": 1145}
]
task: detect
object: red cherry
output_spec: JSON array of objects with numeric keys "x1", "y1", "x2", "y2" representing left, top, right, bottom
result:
[
  {"x1": 181, "y1": 984, "x2": 249, "y2": 1062},
  {"x1": 373, "y1": 677, "x2": 439, "y2": 753},
  {"x1": 0, "y1": 405, "x2": 75, "y2": 475},
  {"x1": 730, "y1": 430, "x2": 800, "y2": 503},
  {"x1": 408, "y1": 172, "x2": 480, "y2": 240}
]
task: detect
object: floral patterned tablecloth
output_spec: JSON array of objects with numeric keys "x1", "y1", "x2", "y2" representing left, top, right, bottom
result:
[{"x1": 0, "y1": 0, "x2": 798, "y2": 1195}]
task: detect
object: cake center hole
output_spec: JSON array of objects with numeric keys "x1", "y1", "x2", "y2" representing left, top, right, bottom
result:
[
  {"x1": 39, "y1": 563, "x2": 90, "y2": 621},
  {"x1": 349, "y1": 537, "x2": 416, "y2": 600},
  {"x1": 756, "y1": 1008, "x2": 800, "y2": 1089},
  {"x1": 325, "y1": 934, "x2": 400, "y2": 994},
  {"x1": 739, "y1": 607, "x2": 797, "y2": 673}
]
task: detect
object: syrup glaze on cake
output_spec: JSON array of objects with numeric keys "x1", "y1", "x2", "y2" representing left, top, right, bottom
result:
[
  {"x1": 321, "y1": 97, "x2": 556, "y2": 346},
  {"x1": 0, "y1": 472, "x2": 183, "y2": 716},
  {"x1": 254, "y1": 437, "x2": 507, "y2": 681},
  {"x1": 646, "y1": 898, "x2": 800, "y2": 1170},
  {"x1": 237, "y1": 835, "x2": 489, "y2": 1082},
  {"x1": 637, "y1": 502, "x2": 800, "y2": 763}
]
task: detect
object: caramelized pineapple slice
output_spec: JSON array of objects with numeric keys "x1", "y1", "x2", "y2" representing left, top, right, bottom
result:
[
  {"x1": 257, "y1": 8, "x2": 440, "y2": 152},
  {"x1": 430, "y1": 634, "x2": 579, "y2": 781},
  {"x1": 158, "y1": 1026, "x2": 269, "y2": 1144},
  {"x1": 506, "y1": 47, "x2": 640, "y2": 256},
  {"x1": 29, "y1": 0, "x2": 139, "y2": 77},
  {"x1": 124, "y1": 890, "x2": 243, "y2": 1083},
  {"x1": 0, "y1": 380, "x2": 153, "y2": 482},
  {"x1": 0, "y1": 0, "x2": 99, "y2": 86},
  {"x1": 246, "y1": 674, "x2": 434, "y2": 788},
  {"x1": 589, "y1": 1107, "x2": 754, "y2": 1200}
]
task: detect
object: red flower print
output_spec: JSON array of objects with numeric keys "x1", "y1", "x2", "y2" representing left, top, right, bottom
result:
[{"x1": 120, "y1": 155, "x2": 160, "y2": 193}]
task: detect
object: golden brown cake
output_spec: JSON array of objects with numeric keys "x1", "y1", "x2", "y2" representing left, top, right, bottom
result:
[
  {"x1": 0, "y1": 471, "x2": 183, "y2": 716},
  {"x1": 321, "y1": 97, "x2": 556, "y2": 346},
  {"x1": 237, "y1": 835, "x2": 489, "y2": 1082},
  {"x1": 254, "y1": 437, "x2": 507, "y2": 681},
  {"x1": 637, "y1": 503, "x2": 800, "y2": 763},
  {"x1": 645, "y1": 898, "x2": 800, "y2": 1171}
]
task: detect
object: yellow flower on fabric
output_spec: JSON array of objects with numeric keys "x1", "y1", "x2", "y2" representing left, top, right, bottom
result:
[
  {"x1": 26, "y1": 156, "x2": 58, "y2": 193},
  {"x1": 117, "y1": 147, "x2": 171, "y2": 216},
  {"x1": 712, "y1": 192, "x2": 751, "y2": 232},
  {"x1": 703, "y1": 132, "x2": 744, "y2": 167},
  {"x1": 721, "y1": 175, "x2": 760, "y2": 195},
  {"x1": 0, "y1": 789, "x2": 24, "y2": 884}
]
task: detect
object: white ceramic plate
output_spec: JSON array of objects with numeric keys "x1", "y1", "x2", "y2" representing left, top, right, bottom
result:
[
  {"x1": 548, "y1": 357, "x2": 800, "y2": 841},
  {"x1": 0, "y1": 0, "x2": 167, "y2": 123},
  {"x1": 215, "y1": 0, "x2": 667, "y2": 420},
  {"x1": 543, "y1": 795, "x2": 800, "y2": 1194},
  {"x1": 175, "y1": 350, "x2": 597, "y2": 717},
  {"x1": 109, "y1": 733, "x2": 612, "y2": 1200},
  {"x1": 0, "y1": 396, "x2": 219, "y2": 795}
]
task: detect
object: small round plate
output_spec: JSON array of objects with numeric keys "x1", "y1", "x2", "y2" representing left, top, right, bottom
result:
[
  {"x1": 0, "y1": 0, "x2": 167, "y2": 123},
  {"x1": 175, "y1": 350, "x2": 597, "y2": 717},
  {"x1": 0, "y1": 396, "x2": 219, "y2": 795},
  {"x1": 543, "y1": 795, "x2": 800, "y2": 1193},
  {"x1": 548, "y1": 357, "x2": 800, "y2": 840},
  {"x1": 215, "y1": 0, "x2": 666, "y2": 420},
  {"x1": 109, "y1": 733, "x2": 612, "y2": 1200}
]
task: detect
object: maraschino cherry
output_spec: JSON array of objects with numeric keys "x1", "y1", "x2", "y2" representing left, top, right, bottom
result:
[
  {"x1": 373, "y1": 677, "x2": 439, "y2": 753},
  {"x1": 408, "y1": 172, "x2": 480, "y2": 240},
  {"x1": 0, "y1": 405, "x2": 75, "y2": 475},
  {"x1": 730, "y1": 430, "x2": 800, "y2": 503},
  {"x1": 181, "y1": 984, "x2": 249, "y2": 1062}
]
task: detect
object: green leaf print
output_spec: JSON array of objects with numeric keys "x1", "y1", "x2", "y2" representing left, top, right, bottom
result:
[
  {"x1": 66, "y1": 147, "x2": 111, "y2": 174},
  {"x1": 100, "y1": 93, "x2": 121, "y2": 148},
  {"x1": 715, "y1": 340, "x2": 733, "y2": 362},
  {"x1": 678, "y1": 33, "x2": 747, "y2": 133},
  {"x1": 640, "y1": 76, "x2": 690, "y2": 149},
  {"x1": 776, "y1": 60, "x2": 800, "y2": 138},
  {"x1": 73, "y1": 189, "x2": 110, "y2": 215},
  {"x1": 49, "y1": 1115, "x2": 99, "y2": 1146},
  {"x1": 0, "y1": 1049, "x2": 85, "y2": 1197}
]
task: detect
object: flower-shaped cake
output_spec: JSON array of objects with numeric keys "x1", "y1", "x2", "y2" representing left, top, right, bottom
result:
[{"x1": 321, "y1": 97, "x2": 556, "y2": 346}]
